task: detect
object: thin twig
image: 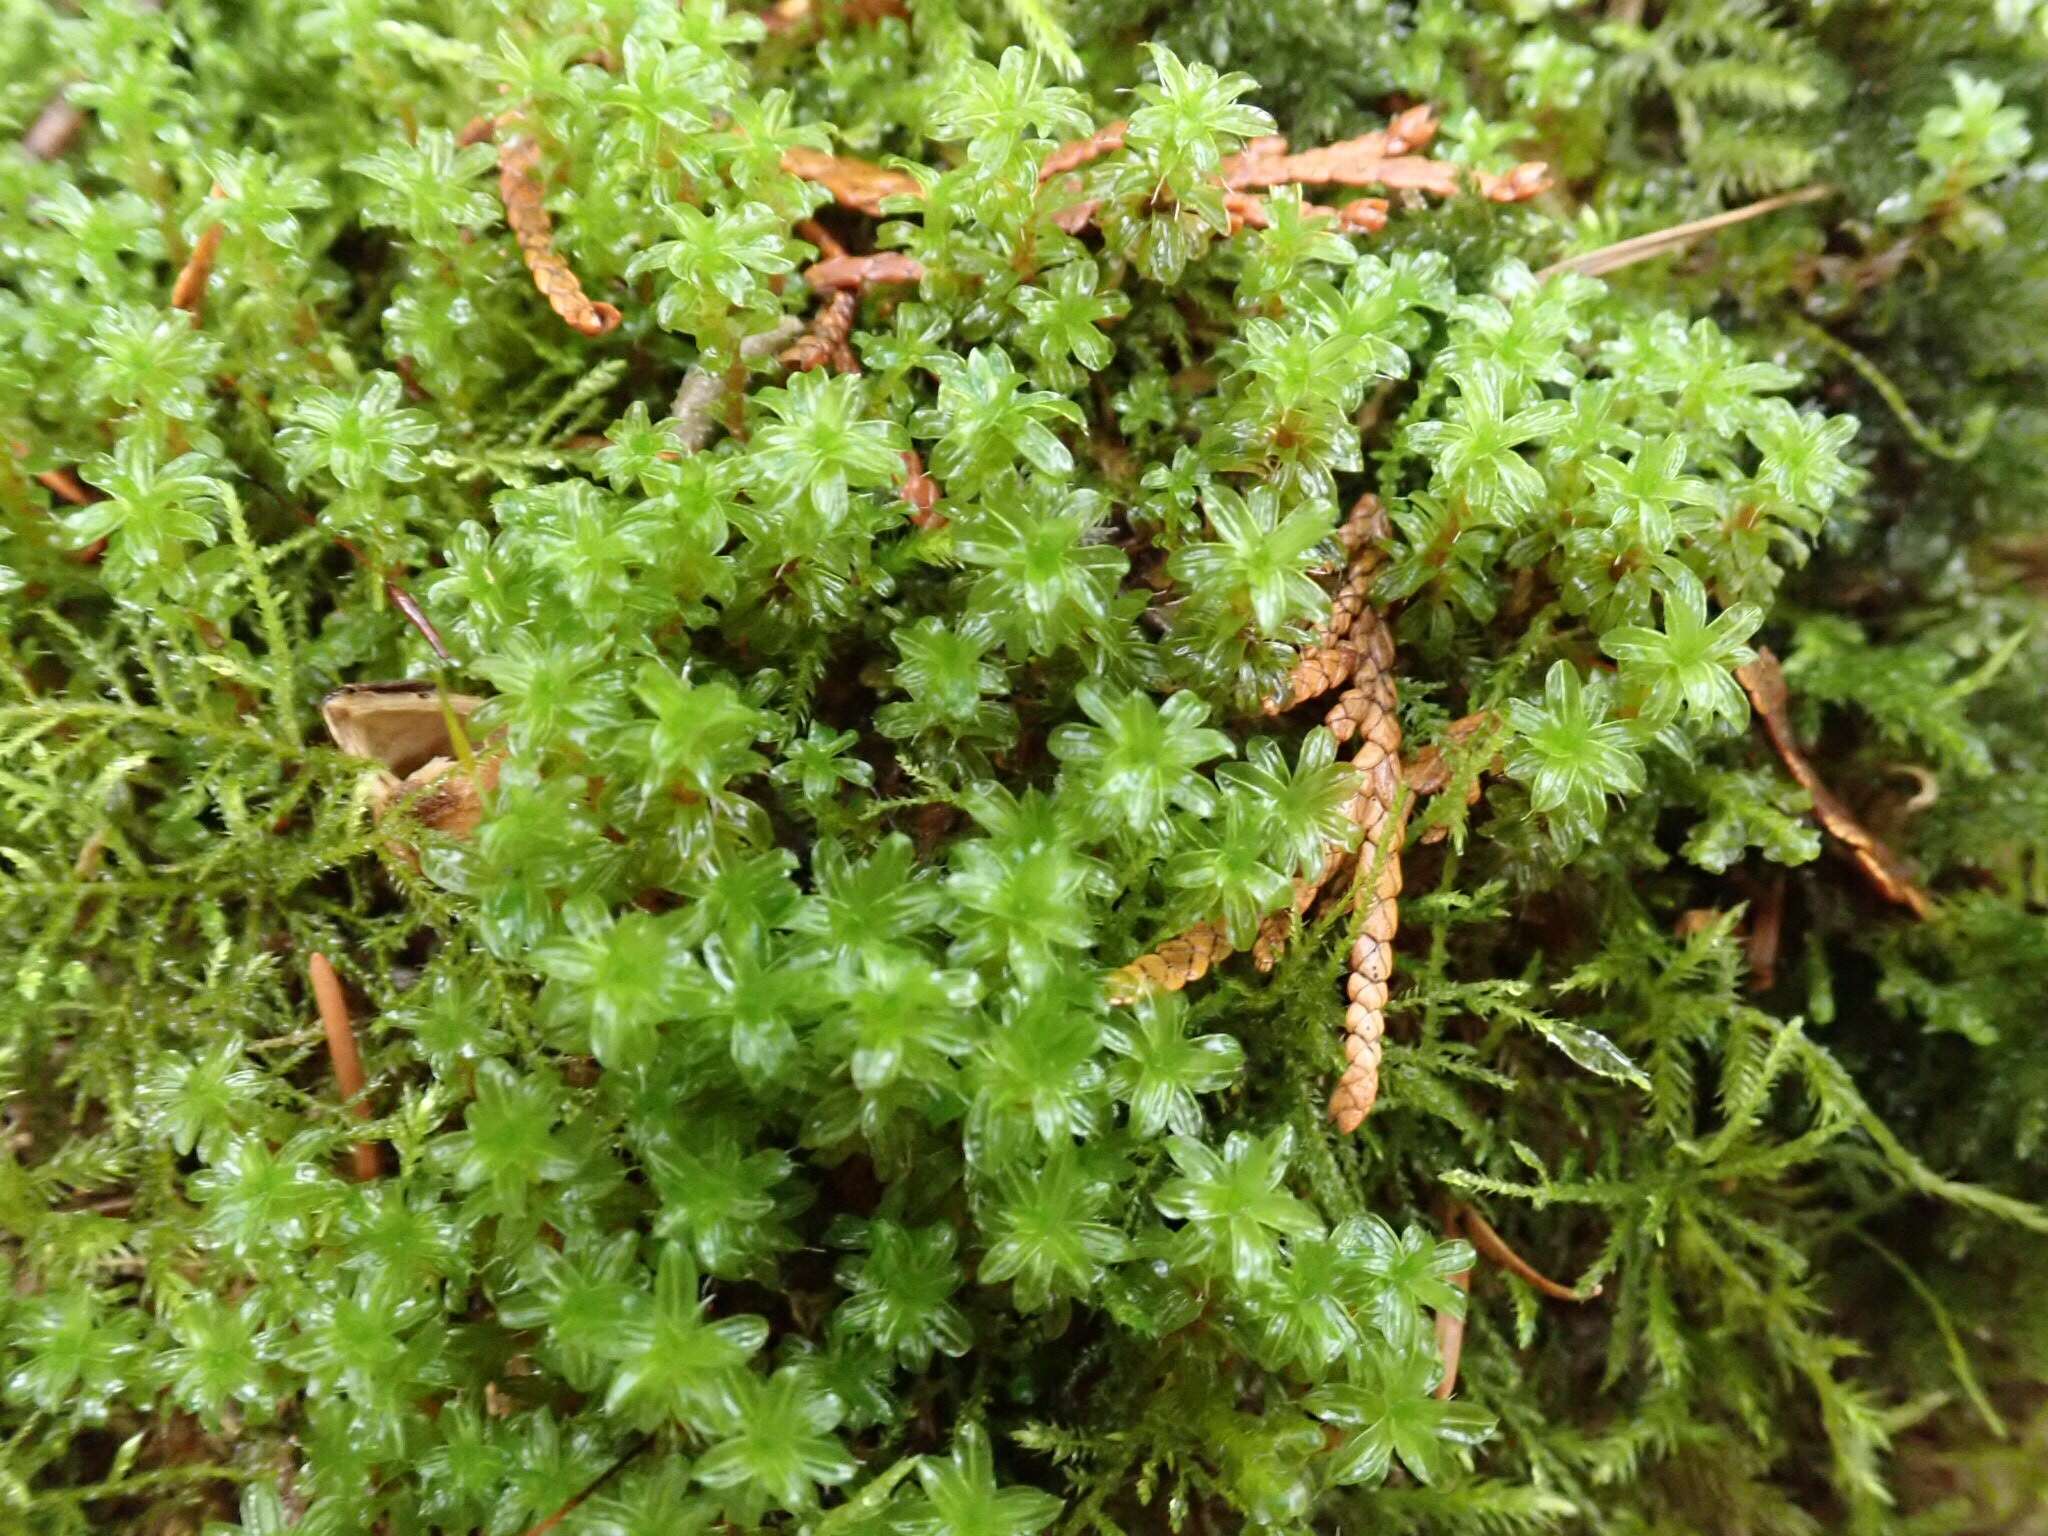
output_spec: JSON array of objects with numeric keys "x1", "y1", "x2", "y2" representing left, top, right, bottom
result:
[
  {"x1": 308, "y1": 953, "x2": 381, "y2": 1181},
  {"x1": 1536, "y1": 185, "x2": 1833, "y2": 281},
  {"x1": 518, "y1": 1435, "x2": 652, "y2": 1536},
  {"x1": 1457, "y1": 1205, "x2": 1600, "y2": 1301}
]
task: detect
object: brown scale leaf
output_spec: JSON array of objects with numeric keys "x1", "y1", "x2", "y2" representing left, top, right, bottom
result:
[
  {"x1": 497, "y1": 134, "x2": 622, "y2": 338},
  {"x1": 1737, "y1": 648, "x2": 1933, "y2": 919}
]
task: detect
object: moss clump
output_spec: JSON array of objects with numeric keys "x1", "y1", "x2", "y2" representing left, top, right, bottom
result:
[{"x1": 4, "y1": 2, "x2": 2047, "y2": 1532}]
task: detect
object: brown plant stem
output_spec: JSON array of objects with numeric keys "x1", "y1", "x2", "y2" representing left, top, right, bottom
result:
[
  {"x1": 1457, "y1": 1204, "x2": 1600, "y2": 1301},
  {"x1": 1737, "y1": 648, "x2": 1933, "y2": 918},
  {"x1": 308, "y1": 953, "x2": 381, "y2": 1181}
]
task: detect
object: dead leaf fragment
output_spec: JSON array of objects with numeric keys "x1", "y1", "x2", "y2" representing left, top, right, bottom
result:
[{"x1": 322, "y1": 684, "x2": 485, "y2": 776}]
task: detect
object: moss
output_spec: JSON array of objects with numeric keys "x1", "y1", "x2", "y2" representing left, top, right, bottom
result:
[{"x1": 3, "y1": 2, "x2": 2046, "y2": 1532}]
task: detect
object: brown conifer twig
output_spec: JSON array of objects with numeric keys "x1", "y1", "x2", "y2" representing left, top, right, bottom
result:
[
  {"x1": 804, "y1": 251, "x2": 925, "y2": 291},
  {"x1": 1106, "y1": 920, "x2": 1234, "y2": 1006},
  {"x1": 1039, "y1": 120, "x2": 1129, "y2": 182},
  {"x1": 494, "y1": 130, "x2": 622, "y2": 337},
  {"x1": 783, "y1": 290, "x2": 859, "y2": 373},
  {"x1": 1328, "y1": 597, "x2": 1404, "y2": 1133},
  {"x1": 899, "y1": 449, "x2": 943, "y2": 529},
  {"x1": 1455, "y1": 1204, "x2": 1600, "y2": 1301},
  {"x1": 1736, "y1": 648, "x2": 1933, "y2": 918},
  {"x1": 308, "y1": 953, "x2": 381, "y2": 1181}
]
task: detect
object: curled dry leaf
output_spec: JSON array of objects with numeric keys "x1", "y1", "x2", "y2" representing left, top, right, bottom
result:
[
  {"x1": 323, "y1": 684, "x2": 500, "y2": 851},
  {"x1": 1737, "y1": 648, "x2": 1933, "y2": 919},
  {"x1": 497, "y1": 133, "x2": 622, "y2": 337}
]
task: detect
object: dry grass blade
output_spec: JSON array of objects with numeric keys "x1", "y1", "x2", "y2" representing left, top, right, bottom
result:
[
  {"x1": 1737, "y1": 648, "x2": 1933, "y2": 919},
  {"x1": 1536, "y1": 185, "x2": 1832, "y2": 281}
]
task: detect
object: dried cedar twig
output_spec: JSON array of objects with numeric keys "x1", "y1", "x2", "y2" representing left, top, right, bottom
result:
[
  {"x1": 1456, "y1": 1204, "x2": 1601, "y2": 1301},
  {"x1": 496, "y1": 131, "x2": 622, "y2": 337},
  {"x1": 1737, "y1": 648, "x2": 1934, "y2": 919},
  {"x1": 805, "y1": 251, "x2": 925, "y2": 291},
  {"x1": 308, "y1": 953, "x2": 381, "y2": 1181},
  {"x1": 1039, "y1": 119, "x2": 1129, "y2": 182},
  {"x1": 669, "y1": 318, "x2": 808, "y2": 453},
  {"x1": 1474, "y1": 162, "x2": 1554, "y2": 203},
  {"x1": 783, "y1": 289, "x2": 859, "y2": 373},
  {"x1": 1328, "y1": 591, "x2": 1404, "y2": 1133},
  {"x1": 1106, "y1": 921, "x2": 1233, "y2": 1006},
  {"x1": 781, "y1": 146, "x2": 922, "y2": 217},
  {"x1": 899, "y1": 449, "x2": 943, "y2": 529}
]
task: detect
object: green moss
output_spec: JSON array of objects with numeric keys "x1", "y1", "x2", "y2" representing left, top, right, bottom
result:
[{"x1": 4, "y1": 1, "x2": 2047, "y2": 1532}]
